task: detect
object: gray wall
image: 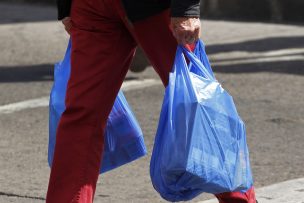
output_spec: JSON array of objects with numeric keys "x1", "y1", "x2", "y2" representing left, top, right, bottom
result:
[
  {"x1": 3, "y1": 0, "x2": 304, "y2": 22},
  {"x1": 201, "y1": 0, "x2": 304, "y2": 22}
]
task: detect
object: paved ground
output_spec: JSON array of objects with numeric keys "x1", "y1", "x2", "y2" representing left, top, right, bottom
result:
[
  {"x1": 201, "y1": 178, "x2": 304, "y2": 203},
  {"x1": 0, "y1": 2, "x2": 304, "y2": 203}
]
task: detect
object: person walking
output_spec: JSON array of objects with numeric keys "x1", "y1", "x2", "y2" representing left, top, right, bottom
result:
[{"x1": 46, "y1": 0, "x2": 257, "y2": 202}]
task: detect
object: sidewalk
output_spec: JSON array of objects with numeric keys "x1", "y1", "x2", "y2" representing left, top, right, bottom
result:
[{"x1": 199, "y1": 178, "x2": 304, "y2": 203}]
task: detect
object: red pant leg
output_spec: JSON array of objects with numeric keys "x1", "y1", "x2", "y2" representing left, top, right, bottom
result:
[
  {"x1": 216, "y1": 187, "x2": 257, "y2": 203},
  {"x1": 113, "y1": 3, "x2": 177, "y2": 86},
  {"x1": 46, "y1": 0, "x2": 136, "y2": 202},
  {"x1": 131, "y1": 11, "x2": 176, "y2": 86},
  {"x1": 115, "y1": 4, "x2": 257, "y2": 203}
]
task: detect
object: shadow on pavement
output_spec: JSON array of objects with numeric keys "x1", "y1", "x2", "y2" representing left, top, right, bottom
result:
[
  {"x1": 211, "y1": 60, "x2": 304, "y2": 75},
  {"x1": 0, "y1": 64, "x2": 54, "y2": 83},
  {"x1": 0, "y1": 64, "x2": 139, "y2": 83},
  {"x1": 0, "y1": 36, "x2": 303, "y2": 83},
  {"x1": 132, "y1": 36, "x2": 304, "y2": 76},
  {"x1": 206, "y1": 36, "x2": 304, "y2": 75},
  {"x1": 0, "y1": 2, "x2": 56, "y2": 24},
  {"x1": 206, "y1": 35, "x2": 304, "y2": 75},
  {"x1": 206, "y1": 36, "x2": 304, "y2": 54}
]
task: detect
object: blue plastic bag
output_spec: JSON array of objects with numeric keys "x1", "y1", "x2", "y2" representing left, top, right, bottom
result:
[
  {"x1": 150, "y1": 40, "x2": 253, "y2": 202},
  {"x1": 48, "y1": 40, "x2": 147, "y2": 173}
]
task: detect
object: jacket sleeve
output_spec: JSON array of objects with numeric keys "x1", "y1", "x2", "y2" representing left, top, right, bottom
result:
[
  {"x1": 170, "y1": 0, "x2": 201, "y2": 17},
  {"x1": 57, "y1": 0, "x2": 72, "y2": 20}
]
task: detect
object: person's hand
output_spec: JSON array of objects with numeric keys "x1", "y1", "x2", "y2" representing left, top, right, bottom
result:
[
  {"x1": 62, "y1": 17, "x2": 72, "y2": 35},
  {"x1": 171, "y1": 17, "x2": 201, "y2": 45}
]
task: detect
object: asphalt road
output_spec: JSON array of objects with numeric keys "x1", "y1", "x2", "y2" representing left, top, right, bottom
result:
[{"x1": 0, "y1": 2, "x2": 304, "y2": 203}]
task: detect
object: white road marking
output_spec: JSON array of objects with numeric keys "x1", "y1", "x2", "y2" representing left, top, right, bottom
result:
[
  {"x1": 197, "y1": 178, "x2": 304, "y2": 203},
  {"x1": 0, "y1": 97, "x2": 49, "y2": 114},
  {"x1": 210, "y1": 48, "x2": 304, "y2": 66},
  {"x1": 0, "y1": 79, "x2": 162, "y2": 114},
  {"x1": 1, "y1": 45, "x2": 302, "y2": 115},
  {"x1": 212, "y1": 55, "x2": 304, "y2": 66},
  {"x1": 261, "y1": 48, "x2": 304, "y2": 57},
  {"x1": 121, "y1": 78, "x2": 162, "y2": 91}
]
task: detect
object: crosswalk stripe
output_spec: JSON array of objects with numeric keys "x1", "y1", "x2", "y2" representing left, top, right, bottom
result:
[{"x1": 0, "y1": 79, "x2": 162, "y2": 114}]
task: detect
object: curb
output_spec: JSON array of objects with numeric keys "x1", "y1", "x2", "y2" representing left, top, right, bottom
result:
[{"x1": 198, "y1": 178, "x2": 304, "y2": 203}]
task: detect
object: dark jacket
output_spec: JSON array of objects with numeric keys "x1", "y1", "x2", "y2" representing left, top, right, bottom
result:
[{"x1": 57, "y1": 0, "x2": 200, "y2": 22}]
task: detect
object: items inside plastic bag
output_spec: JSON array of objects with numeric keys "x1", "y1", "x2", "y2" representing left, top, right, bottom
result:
[{"x1": 150, "y1": 40, "x2": 253, "y2": 202}]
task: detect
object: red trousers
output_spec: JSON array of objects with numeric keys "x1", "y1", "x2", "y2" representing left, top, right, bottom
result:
[{"x1": 46, "y1": 0, "x2": 256, "y2": 202}]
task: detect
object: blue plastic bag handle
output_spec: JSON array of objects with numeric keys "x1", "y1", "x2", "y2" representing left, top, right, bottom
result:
[
  {"x1": 178, "y1": 41, "x2": 215, "y2": 81},
  {"x1": 193, "y1": 40, "x2": 215, "y2": 78},
  {"x1": 65, "y1": 39, "x2": 72, "y2": 59}
]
